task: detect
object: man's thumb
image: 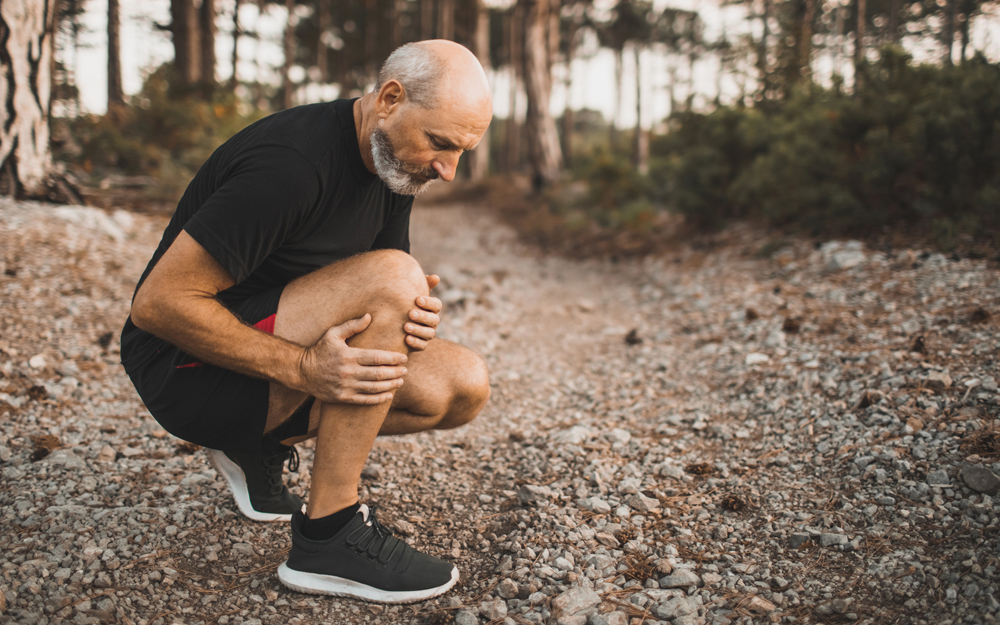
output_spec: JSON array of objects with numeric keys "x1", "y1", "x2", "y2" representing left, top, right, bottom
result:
[{"x1": 330, "y1": 314, "x2": 371, "y2": 341}]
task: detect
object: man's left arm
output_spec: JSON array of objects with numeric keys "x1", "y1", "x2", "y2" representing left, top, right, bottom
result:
[{"x1": 372, "y1": 199, "x2": 441, "y2": 351}]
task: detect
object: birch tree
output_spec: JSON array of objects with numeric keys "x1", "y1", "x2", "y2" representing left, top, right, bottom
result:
[
  {"x1": 0, "y1": 0, "x2": 57, "y2": 197},
  {"x1": 520, "y1": 0, "x2": 562, "y2": 189}
]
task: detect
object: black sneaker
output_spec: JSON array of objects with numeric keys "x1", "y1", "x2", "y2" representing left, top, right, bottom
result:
[
  {"x1": 207, "y1": 447, "x2": 304, "y2": 522},
  {"x1": 278, "y1": 504, "x2": 459, "y2": 603}
]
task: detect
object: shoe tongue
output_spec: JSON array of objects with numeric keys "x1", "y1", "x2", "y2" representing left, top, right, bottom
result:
[{"x1": 358, "y1": 503, "x2": 370, "y2": 522}]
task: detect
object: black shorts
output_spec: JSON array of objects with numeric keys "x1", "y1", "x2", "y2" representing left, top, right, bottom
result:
[{"x1": 122, "y1": 285, "x2": 313, "y2": 455}]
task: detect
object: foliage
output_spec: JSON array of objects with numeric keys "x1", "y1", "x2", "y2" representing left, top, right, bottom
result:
[
  {"x1": 54, "y1": 66, "x2": 266, "y2": 203},
  {"x1": 596, "y1": 48, "x2": 1000, "y2": 248}
]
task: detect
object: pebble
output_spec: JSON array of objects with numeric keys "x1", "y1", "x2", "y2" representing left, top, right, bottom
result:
[
  {"x1": 659, "y1": 570, "x2": 702, "y2": 588},
  {"x1": 961, "y1": 464, "x2": 1000, "y2": 494}
]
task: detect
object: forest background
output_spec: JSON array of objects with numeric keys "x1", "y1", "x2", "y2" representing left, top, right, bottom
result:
[{"x1": 2, "y1": 0, "x2": 1000, "y2": 254}]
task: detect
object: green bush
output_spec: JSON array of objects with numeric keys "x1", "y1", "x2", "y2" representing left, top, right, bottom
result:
[{"x1": 583, "y1": 48, "x2": 1000, "y2": 246}]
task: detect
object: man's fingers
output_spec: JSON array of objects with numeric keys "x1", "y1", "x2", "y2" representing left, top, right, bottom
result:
[
  {"x1": 408, "y1": 309, "x2": 440, "y2": 327},
  {"x1": 355, "y1": 348, "x2": 408, "y2": 366},
  {"x1": 405, "y1": 335, "x2": 428, "y2": 351},
  {"x1": 355, "y1": 365, "x2": 408, "y2": 381},
  {"x1": 328, "y1": 314, "x2": 371, "y2": 342},
  {"x1": 355, "y1": 379, "x2": 404, "y2": 394},
  {"x1": 345, "y1": 391, "x2": 396, "y2": 405},
  {"x1": 415, "y1": 295, "x2": 442, "y2": 313},
  {"x1": 404, "y1": 322, "x2": 436, "y2": 340},
  {"x1": 425, "y1": 274, "x2": 441, "y2": 290}
]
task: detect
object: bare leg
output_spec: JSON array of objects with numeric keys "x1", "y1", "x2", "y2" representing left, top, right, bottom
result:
[{"x1": 264, "y1": 250, "x2": 489, "y2": 519}]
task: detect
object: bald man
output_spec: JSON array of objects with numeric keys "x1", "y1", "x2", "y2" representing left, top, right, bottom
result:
[{"x1": 120, "y1": 41, "x2": 493, "y2": 603}]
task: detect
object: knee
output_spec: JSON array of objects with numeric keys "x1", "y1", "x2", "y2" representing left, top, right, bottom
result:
[
  {"x1": 438, "y1": 351, "x2": 491, "y2": 430},
  {"x1": 363, "y1": 250, "x2": 428, "y2": 309}
]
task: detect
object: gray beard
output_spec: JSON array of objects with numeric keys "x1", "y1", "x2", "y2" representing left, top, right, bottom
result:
[{"x1": 370, "y1": 127, "x2": 438, "y2": 196}]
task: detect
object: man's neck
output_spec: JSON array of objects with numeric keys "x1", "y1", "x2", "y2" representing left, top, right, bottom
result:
[{"x1": 353, "y1": 94, "x2": 378, "y2": 174}]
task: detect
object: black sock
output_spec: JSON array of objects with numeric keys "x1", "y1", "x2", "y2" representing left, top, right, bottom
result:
[{"x1": 301, "y1": 503, "x2": 361, "y2": 541}]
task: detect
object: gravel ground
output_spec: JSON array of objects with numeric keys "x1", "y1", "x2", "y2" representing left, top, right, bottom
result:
[{"x1": 1, "y1": 197, "x2": 999, "y2": 625}]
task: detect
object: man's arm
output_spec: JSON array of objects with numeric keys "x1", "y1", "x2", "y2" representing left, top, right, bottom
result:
[{"x1": 131, "y1": 231, "x2": 407, "y2": 405}]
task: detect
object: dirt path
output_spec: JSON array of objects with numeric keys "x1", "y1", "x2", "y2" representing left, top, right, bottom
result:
[{"x1": 1, "y1": 198, "x2": 999, "y2": 625}]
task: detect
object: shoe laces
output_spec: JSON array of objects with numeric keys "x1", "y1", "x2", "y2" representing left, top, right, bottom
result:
[
  {"x1": 262, "y1": 447, "x2": 299, "y2": 495},
  {"x1": 345, "y1": 505, "x2": 404, "y2": 566}
]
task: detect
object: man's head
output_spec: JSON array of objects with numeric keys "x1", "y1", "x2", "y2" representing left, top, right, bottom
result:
[{"x1": 368, "y1": 40, "x2": 493, "y2": 195}]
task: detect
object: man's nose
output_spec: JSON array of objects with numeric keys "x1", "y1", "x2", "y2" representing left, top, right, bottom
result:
[{"x1": 432, "y1": 154, "x2": 460, "y2": 182}]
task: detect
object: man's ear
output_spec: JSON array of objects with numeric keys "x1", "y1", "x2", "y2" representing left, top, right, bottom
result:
[{"x1": 375, "y1": 80, "x2": 406, "y2": 119}]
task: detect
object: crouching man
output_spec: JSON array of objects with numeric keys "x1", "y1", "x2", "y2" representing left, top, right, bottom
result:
[{"x1": 120, "y1": 40, "x2": 492, "y2": 603}]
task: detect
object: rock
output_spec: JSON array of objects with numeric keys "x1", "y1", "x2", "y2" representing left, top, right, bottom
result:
[
  {"x1": 654, "y1": 559, "x2": 673, "y2": 576},
  {"x1": 816, "y1": 598, "x2": 851, "y2": 615},
  {"x1": 231, "y1": 543, "x2": 255, "y2": 557},
  {"x1": 659, "y1": 570, "x2": 701, "y2": 588},
  {"x1": 925, "y1": 370, "x2": 953, "y2": 390},
  {"x1": 552, "y1": 426, "x2": 592, "y2": 445},
  {"x1": 607, "y1": 428, "x2": 631, "y2": 445},
  {"x1": 926, "y1": 470, "x2": 951, "y2": 486},
  {"x1": 819, "y1": 533, "x2": 849, "y2": 547},
  {"x1": 828, "y1": 249, "x2": 866, "y2": 270},
  {"x1": 653, "y1": 596, "x2": 697, "y2": 619},
  {"x1": 745, "y1": 352, "x2": 770, "y2": 365},
  {"x1": 518, "y1": 484, "x2": 553, "y2": 504},
  {"x1": 0, "y1": 589, "x2": 6, "y2": 614},
  {"x1": 578, "y1": 497, "x2": 612, "y2": 514},
  {"x1": 746, "y1": 596, "x2": 777, "y2": 614},
  {"x1": 480, "y1": 598, "x2": 507, "y2": 620},
  {"x1": 595, "y1": 532, "x2": 620, "y2": 548},
  {"x1": 454, "y1": 608, "x2": 479, "y2": 625},
  {"x1": 557, "y1": 616, "x2": 588, "y2": 625},
  {"x1": 905, "y1": 418, "x2": 924, "y2": 433},
  {"x1": 497, "y1": 579, "x2": 519, "y2": 600},
  {"x1": 28, "y1": 354, "x2": 46, "y2": 369},
  {"x1": 361, "y1": 463, "x2": 381, "y2": 479},
  {"x1": 961, "y1": 464, "x2": 1000, "y2": 494},
  {"x1": 588, "y1": 612, "x2": 628, "y2": 625},
  {"x1": 45, "y1": 449, "x2": 86, "y2": 470},
  {"x1": 96, "y1": 445, "x2": 116, "y2": 462},
  {"x1": 627, "y1": 493, "x2": 659, "y2": 513},
  {"x1": 551, "y1": 587, "x2": 601, "y2": 619}
]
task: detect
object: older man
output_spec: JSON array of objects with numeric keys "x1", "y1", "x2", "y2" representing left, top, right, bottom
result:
[{"x1": 120, "y1": 41, "x2": 492, "y2": 603}]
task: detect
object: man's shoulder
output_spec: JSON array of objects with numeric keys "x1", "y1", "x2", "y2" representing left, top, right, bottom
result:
[{"x1": 230, "y1": 100, "x2": 353, "y2": 171}]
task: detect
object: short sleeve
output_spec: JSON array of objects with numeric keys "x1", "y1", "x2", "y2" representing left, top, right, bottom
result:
[
  {"x1": 371, "y1": 196, "x2": 413, "y2": 254},
  {"x1": 183, "y1": 147, "x2": 321, "y2": 283}
]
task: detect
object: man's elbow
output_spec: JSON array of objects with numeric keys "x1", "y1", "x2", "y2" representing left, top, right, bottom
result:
[{"x1": 130, "y1": 286, "x2": 162, "y2": 334}]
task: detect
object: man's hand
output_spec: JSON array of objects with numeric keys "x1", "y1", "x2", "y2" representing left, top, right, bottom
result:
[
  {"x1": 404, "y1": 274, "x2": 442, "y2": 351},
  {"x1": 299, "y1": 314, "x2": 409, "y2": 405}
]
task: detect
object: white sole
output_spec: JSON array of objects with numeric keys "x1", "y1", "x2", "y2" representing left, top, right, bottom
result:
[
  {"x1": 206, "y1": 449, "x2": 294, "y2": 522},
  {"x1": 277, "y1": 562, "x2": 460, "y2": 604}
]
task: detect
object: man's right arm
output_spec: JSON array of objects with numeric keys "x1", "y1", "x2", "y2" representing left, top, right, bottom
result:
[{"x1": 130, "y1": 231, "x2": 407, "y2": 405}]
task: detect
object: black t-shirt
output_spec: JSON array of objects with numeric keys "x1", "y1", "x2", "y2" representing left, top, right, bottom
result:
[{"x1": 121, "y1": 98, "x2": 413, "y2": 370}]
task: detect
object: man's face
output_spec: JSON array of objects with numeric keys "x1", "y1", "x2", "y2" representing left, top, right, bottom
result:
[{"x1": 373, "y1": 94, "x2": 492, "y2": 195}]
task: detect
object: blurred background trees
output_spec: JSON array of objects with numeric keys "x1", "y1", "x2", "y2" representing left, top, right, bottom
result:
[{"x1": 1, "y1": 0, "x2": 997, "y2": 248}]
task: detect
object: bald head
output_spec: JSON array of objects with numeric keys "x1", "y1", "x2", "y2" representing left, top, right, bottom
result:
[{"x1": 373, "y1": 40, "x2": 491, "y2": 111}]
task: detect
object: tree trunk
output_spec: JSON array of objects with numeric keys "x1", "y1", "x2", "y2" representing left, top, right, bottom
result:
[
  {"x1": 943, "y1": 0, "x2": 956, "y2": 65},
  {"x1": 799, "y1": 0, "x2": 814, "y2": 81},
  {"x1": 107, "y1": 0, "x2": 124, "y2": 107},
  {"x1": 421, "y1": 0, "x2": 434, "y2": 39},
  {"x1": 170, "y1": 0, "x2": 201, "y2": 87},
  {"x1": 632, "y1": 45, "x2": 647, "y2": 174},
  {"x1": 438, "y1": 0, "x2": 454, "y2": 40},
  {"x1": 960, "y1": 12, "x2": 969, "y2": 62},
  {"x1": 561, "y1": 10, "x2": 576, "y2": 167},
  {"x1": 282, "y1": 0, "x2": 295, "y2": 109},
  {"x1": 758, "y1": 0, "x2": 770, "y2": 96},
  {"x1": 230, "y1": 0, "x2": 241, "y2": 89},
  {"x1": 506, "y1": 4, "x2": 522, "y2": 173},
  {"x1": 610, "y1": 48, "x2": 622, "y2": 150},
  {"x1": 520, "y1": 0, "x2": 562, "y2": 189},
  {"x1": 199, "y1": 0, "x2": 217, "y2": 90},
  {"x1": 888, "y1": 0, "x2": 901, "y2": 44},
  {"x1": 0, "y1": 0, "x2": 57, "y2": 197},
  {"x1": 547, "y1": 0, "x2": 559, "y2": 74},
  {"x1": 667, "y1": 59, "x2": 677, "y2": 116},
  {"x1": 854, "y1": 0, "x2": 866, "y2": 92},
  {"x1": 469, "y1": 0, "x2": 490, "y2": 181}
]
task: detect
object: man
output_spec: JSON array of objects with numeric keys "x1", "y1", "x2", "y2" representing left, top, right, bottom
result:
[{"x1": 120, "y1": 41, "x2": 493, "y2": 603}]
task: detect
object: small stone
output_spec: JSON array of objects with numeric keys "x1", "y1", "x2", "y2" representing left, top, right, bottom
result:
[
  {"x1": 926, "y1": 470, "x2": 950, "y2": 486},
  {"x1": 551, "y1": 587, "x2": 601, "y2": 618},
  {"x1": 232, "y1": 543, "x2": 255, "y2": 557},
  {"x1": 653, "y1": 596, "x2": 697, "y2": 619},
  {"x1": 0, "y1": 589, "x2": 6, "y2": 614},
  {"x1": 701, "y1": 572, "x2": 723, "y2": 585},
  {"x1": 96, "y1": 446, "x2": 116, "y2": 462},
  {"x1": 578, "y1": 497, "x2": 612, "y2": 514},
  {"x1": 961, "y1": 464, "x2": 1000, "y2": 494},
  {"x1": 819, "y1": 533, "x2": 849, "y2": 547},
  {"x1": 627, "y1": 493, "x2": 659, "y2": 513},
  {"x1": 789, "y1": 533, "x2": 812, "y2": 548},
  {"x1": 746, "y1": 596, "x2": 777, "y2": 614},
  {"x1": 588, "y1": 612, "x2": 628, "y2": 625},
  {"x1": 361, "y1": 463, "x2": 381, "y2": 480},
  {"x1": 925, "y1": 370, "x2": 953, "y2": 389},
  {"x1": 518, "y1": 484, "x2": 553, "y2": 504},
  {"x1": 497, "y1": 579, "x2": 519, "y2": 599},
  {"x1": 454, "y1": 608, "x2": 479, "y2": 625},
  {"x1": 745, "y1": 353, "x2": 770, "y2": 365},
  {"x1": 654, "y1": 559, "x2": 673, "y2": 576},
  {"x1": 595, "y1": 532, "x2": 620, "y2": 548},
  {"x1": 480, "y1": 597, "x2": 507, "y2": 620},
  {"x1": 905, "y1": 418, "x2": 924, "y2": 433},
  {"x1": 659, "y1": 570, "x2": 701, "y2": 588},
  {"x1": 28, "y1": 354, "x2": 46, "y2": 369}
]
